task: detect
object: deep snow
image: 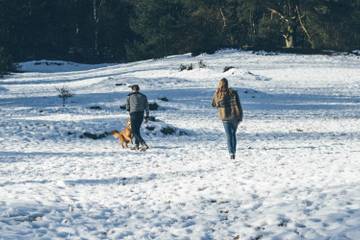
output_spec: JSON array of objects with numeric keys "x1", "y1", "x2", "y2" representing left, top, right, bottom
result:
[{"x1": 1, "y1": 50, "x2": 360, "y2": 240}]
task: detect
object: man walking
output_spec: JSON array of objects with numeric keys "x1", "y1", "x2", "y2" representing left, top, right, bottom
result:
[{"x1": 126, "y1": 85, "x2": 150, "y2": 151}]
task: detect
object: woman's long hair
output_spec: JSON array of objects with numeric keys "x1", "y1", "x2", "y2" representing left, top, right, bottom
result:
[{"x1": 215, "y1": 78, "x2": 230, "y2": 100}]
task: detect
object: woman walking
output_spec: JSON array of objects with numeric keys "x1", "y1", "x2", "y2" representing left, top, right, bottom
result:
[{"x1": 212, "y1": 78, "x2": 243, "y2": 159}]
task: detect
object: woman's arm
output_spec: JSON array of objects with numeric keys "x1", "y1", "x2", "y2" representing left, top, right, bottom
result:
[
  {"x1": 235, "y1": 91, "x2": 243, "y2": 121},
  {"x1": 211, "y1": 93, "x2": 217, "y2": 107}
]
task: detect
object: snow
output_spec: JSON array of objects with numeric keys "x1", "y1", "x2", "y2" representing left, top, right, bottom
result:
[
  {"x1": 19, "y1": 60, "x2": 113, "y2": 73},
  {"x1": 1, "y1": 50, "x2": 360, "y2": 239}
]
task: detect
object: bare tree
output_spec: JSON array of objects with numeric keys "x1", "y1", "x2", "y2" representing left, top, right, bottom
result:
[
  {"x1": 268, "y1": 7, "x2": 297, "y2": 48},
  {"x1": 267, "y1": 1, "x2": 314, "y2": 48},
  {"x1": 56, "y1": 86, "x2": 74, "y2": 107},
  {"x1": 295, "y1": 5, "x2": 315, "y2": 49}
]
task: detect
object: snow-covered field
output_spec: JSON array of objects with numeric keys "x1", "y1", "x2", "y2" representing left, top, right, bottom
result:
[{"x1": 1, "y1": 50, "x2": 360, "y2": 240}]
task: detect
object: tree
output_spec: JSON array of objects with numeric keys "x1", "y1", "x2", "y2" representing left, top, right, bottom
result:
[
  {"x1": 129, "y1": 0, "x2": 191, "y2": 59},
  {"x1": 0, "y1": 47, "x2": 14, "y2": 76},
  {"x1": 56, "y1": 86, "x2": 74, "y2": 107},
  {"x1": 262, "y1": 0, "x2": 314, "y2": 48},
  {"x1": 303, "y1": 0, "x2": 360, "y2": 50},
  {"x1": 97, "y1": 0, "x2": 135, "y2": 61},
  {"x1": 0, "y1": 0, "x2": 360, "y2": 64}
]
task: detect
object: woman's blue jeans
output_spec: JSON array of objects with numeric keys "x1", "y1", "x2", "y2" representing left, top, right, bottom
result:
[{"x1": 223, "y1": 120, "x2": 239, "y2": 155}]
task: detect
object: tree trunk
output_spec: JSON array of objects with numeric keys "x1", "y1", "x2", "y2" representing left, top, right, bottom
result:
[
  {"x1": 249, "y1": 10, "x2": 256, "y2": 43},
  {"x1": 219, "y1": 8, "x2": 227, "y2": 29},
  {"x1": 295, "y1": 5, "x2": 315, "y2": 48},
  {"x1": 28, "y1": 0, "x2": 32, "y2": 16},
  {"x1": 285, "y1": 34, "x2": 294, "y2": 48},
  {"x1": 93, "y1": 0, "x2": 100, "y2": 56},
  {"x1": 267, "y1": 7, "x2": 296, "y2": 48},
  {"x1": 284, "y1": 25, "x2": 295, "y2": 48}
]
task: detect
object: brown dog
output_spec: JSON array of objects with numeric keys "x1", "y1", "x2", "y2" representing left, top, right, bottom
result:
[{"x1": 112, "y1": 119, "x2": 133, "y2": 148}]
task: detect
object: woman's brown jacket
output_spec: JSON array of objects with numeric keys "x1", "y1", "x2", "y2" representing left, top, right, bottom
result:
[{"x1": 212, "y1": 88, "x2": 243, "y2": 122}]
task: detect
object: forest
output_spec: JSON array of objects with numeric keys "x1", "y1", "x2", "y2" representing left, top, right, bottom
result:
[{"x1": 1, "y1": 0, "x2": 360, "y2": 73}]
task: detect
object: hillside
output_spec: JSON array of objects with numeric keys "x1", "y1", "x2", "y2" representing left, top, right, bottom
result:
[{"x1": 1, "y1": 50, "x2": 360, "y2": 239}]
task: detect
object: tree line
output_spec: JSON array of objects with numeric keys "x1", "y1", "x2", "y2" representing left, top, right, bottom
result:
[{"x1": 1, "y1": 0, "x2": 360, "y2": 73}]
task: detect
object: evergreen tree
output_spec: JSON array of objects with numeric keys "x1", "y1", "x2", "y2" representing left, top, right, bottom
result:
[
  {"x1": 304, "y1": 0, "x2": 360, "y2": 50},
  {"x1": 0, "y1": 0, "x2": 359, "y2": 63},
  {"x1": 0, "y1": 47, "x2": 14, "y2": 75},
  {"x1": 129, "y1": 0, "x2": 190, "y2": 59}
]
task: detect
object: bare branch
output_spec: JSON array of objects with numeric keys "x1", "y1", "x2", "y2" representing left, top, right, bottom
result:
[
  {"x1": 219, "y1": 8, "x2": 227, "y2": 29},
  {"x1": 295, "y1": 5, "x2": 315, "y2": 48},
  {"x1": 56, "y1": 86, "x2": 74, "y2": 107},
  {"x1": 99, "y1": 0, "x2": 106, "y2": 9},
  {"x1": 93, "y1": 0, "x2": 105, "y2": 23},
  {"x1": 267, "y1": 8, "x2": 289, "y2": 23}
]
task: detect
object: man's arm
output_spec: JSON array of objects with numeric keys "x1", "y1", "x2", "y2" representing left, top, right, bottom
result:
[
  {"x1": 126, "y1": 96, "x2": 130, "y2": 112},
  {"x1": 144, "y1": 96, "x2": 149, "y2": 118}
]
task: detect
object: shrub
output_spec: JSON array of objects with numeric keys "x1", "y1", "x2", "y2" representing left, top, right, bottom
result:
[
  {"x1": 223, "y1": 66, "x2": 235, "y2": 72},
  {"x1": 80, "y1": 132, "x2": 110, "y2": 139},
  {"x1": 157, "y1": 97, "x2": 169, "y2": 102},
  {"x1": 160, "y1": 126, "x2": 176, "y2": 135},
  {"x1": 89, "y1": 106, "x2": 102, "y2": 110},
  {"x1": 147, "y1": 116, "x2": 157, "y2": 122},
  {"x1": 149, "y1": 102, "x2": 159, "y2": 110},
  {"x1": 146, "y1": 126, "x2": 155, "y2": 131},
  {"x1": 56, "y1": 86, "x2": 74, "y2": 107},
  {"x1": 179, "y1": 63, "x2": 193, "y2": 71},
  {"x1": 198, "y1": 60, "x2": 206, "y2": 68}
]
